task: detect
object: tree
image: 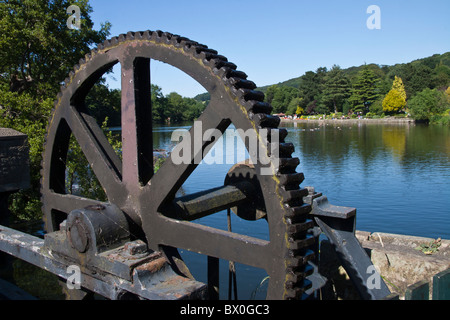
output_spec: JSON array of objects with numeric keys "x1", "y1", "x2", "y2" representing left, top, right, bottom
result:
[
  {"x1": 298, "y1": 70, "x2": 325, "y2": 102},
  {"x1": 266, "y1": 85, "x2": 300, "y2": 114},
  {"x1": 382, "y1": 76, "x2": 407, "y2": 113},
  {"x1": 320, "y1": 65, "x2": 351, "y2": 113},
  {"x1": 392, "y1": 64, "x2": 433, "y2": 99},
  {"x1": 0, "y1": 0, "x2": 111, "y2": 220},
  {"x1": 0, "y1": 0, "x2": 111, "y2": 96},
  {"x1": 85, "y1": 82, "x2": 121, "y2": 127},
  {"x1": 382, "y1": 89, "x2": 406, "y2": 113},
  {"x1": 392, "y1": 76, "x2": 407, "y2": 101},
  {"x1": 286, "y1": 97, "x2": 303, "y2": 115},
  {"x1": 408, "y1": 88, "x2": 449, "y2": 122},
  {"x1": 0, "y1": 90, "x2": 53, "y2": 220},
  {"x1": 265, "y1": 85, "x2": 278, "y2": 105},
  {"x1": 297, "y1": 67, "x2": 327, "y2": 114},
  {"x1": 349, "y1": 65, "x2": 380, "y2": 113}
]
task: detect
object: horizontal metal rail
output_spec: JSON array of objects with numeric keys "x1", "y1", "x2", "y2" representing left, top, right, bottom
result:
[{"x1": 0, "y1": 225, "x2": 206, "y2": 300}]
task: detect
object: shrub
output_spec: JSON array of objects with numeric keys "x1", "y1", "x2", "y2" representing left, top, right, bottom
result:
[{"x1": 408, "y1": 88, "x2": 449, "y2": 122}]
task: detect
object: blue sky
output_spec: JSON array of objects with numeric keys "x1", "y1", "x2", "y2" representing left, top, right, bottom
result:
[{"x1": 88, "y1": 0, "x2": 450, "y2": 97}]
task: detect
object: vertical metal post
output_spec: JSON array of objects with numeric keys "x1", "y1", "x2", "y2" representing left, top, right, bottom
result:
[
  {"x1": 432, "y1": 268, "x2": 450, "y2": 300},
  {"x1": 207, "y1": 256, "x2": 219, "y2": 300},
  {"x1": 405, "y1": 280, "x2": 429, "y2": 300}
]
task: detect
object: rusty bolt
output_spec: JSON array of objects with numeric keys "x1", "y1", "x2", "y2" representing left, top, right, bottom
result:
[{"x1": 124, "y1": 240, "x2": 148, "y2": 256}]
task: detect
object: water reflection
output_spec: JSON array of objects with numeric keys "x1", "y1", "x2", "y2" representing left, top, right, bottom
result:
[{"x1": 281, "y1": 121, "x2": 450, "y2": 239}]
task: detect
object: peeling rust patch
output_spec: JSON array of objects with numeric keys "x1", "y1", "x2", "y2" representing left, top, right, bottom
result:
[{"x1": 136, "y1": 256, "x2": 167, "y2": 273}]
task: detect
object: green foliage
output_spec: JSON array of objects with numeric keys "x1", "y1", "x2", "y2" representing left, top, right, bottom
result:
[
  {"x1": 408, "y1": 88, "x2": 449, "y2": 122},
  {"x1": 382, "y1": 89, "x2": 406, "y2": 113},
  {"x1": 0, "y1": 90, "x2": 53, "y2": 220},
  {"x1": 0, "y1": 0, "x2": 110, "y2": 220},
  {"x1": 349, "y1": 65, "x2": 381, "y2": 113},
  {"x1": 262, "y1": 52, "x2": 449, "y2": 120},
  {"x1": 415, "y1": 238, "x2": 441, "y2": 255},
  {"x1": 0, "y1": 0, "x2": 111, "y2": 97},
  {"x1": 85, "y1": 82, "x2": 121, "y2": 127},
  {"x1": 388, "y1": 63, "x2": 434, "y2": 99},
  {"x1": 265, "y1": 85, "x2": 300, "y2": 114},
  {"x1": 392, "y1": 76, "x2": 407, "y2": 101},
  {"x1": 369, "y1": 98, "x2": 383, "y2": 115},
  {"x1": 286, "y1": 97, "x2": 303, "y2": 115},
  {"x1": 320, "y1": 65, "x2": 351, "y2": 113},
  {"x1": 65, "y1": 117, "x2": 121, "y2": 200},
  {"x1": 152, "y1": 86, "x2": 205, "y2": 123}
]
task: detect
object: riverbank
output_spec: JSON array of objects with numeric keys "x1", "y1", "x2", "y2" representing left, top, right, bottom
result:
[{"x1": 280, "y1": 117, "x2": 415, "y2": 125}]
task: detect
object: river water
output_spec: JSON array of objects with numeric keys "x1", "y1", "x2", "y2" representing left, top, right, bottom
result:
[{"x1": 155, "y1": 120, "x2": 450, "y2": 241}]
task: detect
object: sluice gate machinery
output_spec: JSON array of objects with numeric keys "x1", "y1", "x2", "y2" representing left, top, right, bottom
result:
[{"x1": 0, "y1": 31, "x2": 391, "y2": 300}]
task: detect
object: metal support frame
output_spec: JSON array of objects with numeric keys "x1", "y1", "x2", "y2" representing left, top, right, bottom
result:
[{"x1": 304, "y1": 188, "x2": 391, "y2": 300}]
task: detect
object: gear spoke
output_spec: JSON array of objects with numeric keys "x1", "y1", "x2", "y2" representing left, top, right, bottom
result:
[
  {"x1": 143, "y1": 97, "x2": 230, "y2": 208},
  {"x1": 120, "y1": 57, "x2": 153, "y2": 190},
  {"x1": 66, "y1": 105, "x2": 125, "y2": 201},
  {"x1": 156, "y1": 217, "x2": 270, "y2": 269},
  {"x1": 44, "y1": 192, "x2": 105, "y2": 215}
]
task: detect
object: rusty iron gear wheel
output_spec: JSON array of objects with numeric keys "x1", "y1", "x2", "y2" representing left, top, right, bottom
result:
[{"x1": 40, "y1": 30, "x2": 315, "y2": 300}]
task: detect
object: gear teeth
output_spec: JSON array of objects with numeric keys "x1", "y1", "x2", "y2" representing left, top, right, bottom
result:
[
  {"x1": 284, "y1": 203, "x2": 312, "y2": 222},
  {"x1": 226, "y1": 69, "x2": 248, "y2": 80},
  {"x1": 118, "y1": 33, "x2": 127, "y2": 41},
  {"x1": 269, "y1": 142, "x2": 295, "y2": 158},
  {"x1": 195, "y1": 47, "x2": 218, "y2": 56},
  {"x1": 286, "y1": 219, "x2": 314, "y2": 237},
  {"x1": 253, "y1": 113, "x2": 281, "y2": 128},
  {"x1": 214, "y1": 61, "x2": 238, "y2": 73},
  {"x1": 276, "y1": 157, "x2": 300, "y2": 174},
  {"x1": 265, "y1": 127, "x2": 288, "y2": 143},
  {"x1": 285, "y1": 249, "x2": 315, "y2": 269},
  {"x1": 278, "y1": 172, "x2": 305, "y2": 190},
  {"x1": 246, "y1": 101, "x2": 272, "y2": 114},
  {"x1": 287, "y1": 234, "x2": 315, "y2": 250},
  {"x1": 285, "y1": 264, "x2": 314, "y2": 286},
  {"x1": 284, "y1": 279, "x2": 313, "y2": 299},
  {"x1": 281, "y1": 188, "x2": 309, "y2": 205},
  {"x1": 171, "y1": 35, "x2": 190, "y2": 46},
  {"x1": 151, "y1": 30, "x2": 164, "y2": 42},
  {"x1": 138, "y1": 30, "x2": 152, "y2": 40},
  {"x1": 227, "y1": 77, "x2": 256, "y2": 90},
  {"x1": 234, "y1": 88, "x2": 265, "y2": 102}
]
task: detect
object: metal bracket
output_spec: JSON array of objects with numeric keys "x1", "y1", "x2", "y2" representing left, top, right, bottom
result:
[{"x1": 304, "y1": 187, "x2": 391, "y2": 300}]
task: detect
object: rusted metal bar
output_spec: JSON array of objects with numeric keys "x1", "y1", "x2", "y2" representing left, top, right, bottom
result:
[{"x1": 174, "y1": 182, "x2": 253, "y2": 221}]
